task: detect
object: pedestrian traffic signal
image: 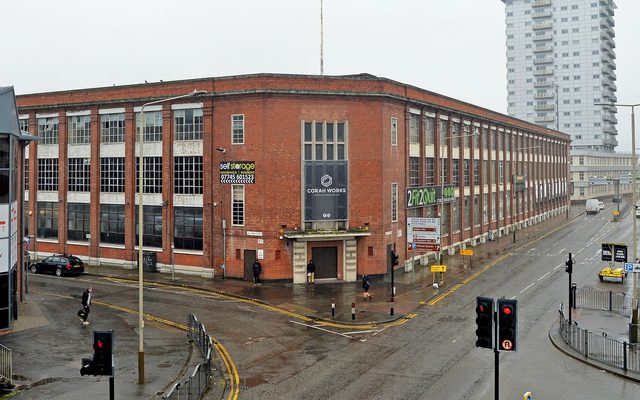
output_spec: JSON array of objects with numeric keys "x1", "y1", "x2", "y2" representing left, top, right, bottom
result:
[
  {"x1": 390, "y1": 250, "x2": 399, "y2": 266},
  {"x1": 475, "y1": 296, "x2": 494, "y2": 349},
  {"x1": 81, "y1": 330, "x2": 113, "y2": 376},
  {"x1": 497, "y1": 299, "x2": 517, "y2": 352}
]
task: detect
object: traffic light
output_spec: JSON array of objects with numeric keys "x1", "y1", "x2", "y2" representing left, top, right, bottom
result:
[
  {"x1": 475, "y1": 296, "x2": 494, "y2": 349},
  {"x1": 497, "y1": 299, "x2": 517, "y2": 352},
  {"x1": 391, "y1": 250, "x2": 399, "y2": 266},
  {"x1": 565, "y1": 254, "x2": 573, "y2": 274},
  {"x1": 93, "y1": 331, "x2": 113, "y2": 375},
  {"x1": 80, "y1": 330, "x2": 113, "y2": 376}
]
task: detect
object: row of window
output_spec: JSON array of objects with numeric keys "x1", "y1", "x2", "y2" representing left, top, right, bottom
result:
[
  {"x1": 31, "y1": 156, "x2": 203, "y2": 194},
  {"x1": 36, "y1": 203, "x2": 204, "y2": 250},
  {"x1": 32, "y1": 183, "x2": 246, "y2": 246},
  {"x1": 392, "y1": 183, "x2": 566, "y2": 229},
  {"x1": 21, "y1": 112, "x2": 245, "y2": 145},
  {"x1": 396, "y1": 115, "x2": 566, "y2": 161}
]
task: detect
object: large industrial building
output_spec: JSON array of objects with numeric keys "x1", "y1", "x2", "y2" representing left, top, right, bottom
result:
[
  {"x1": 501, "y1": 0, "x2": 634, "y2": 200},
  {"x1": 15, "y1": 73, "x2": 570, "y2": 284}
]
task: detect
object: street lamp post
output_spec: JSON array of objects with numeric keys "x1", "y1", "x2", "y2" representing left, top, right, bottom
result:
[
  {"x1": 595, "y1": 102, "x2": 639, "y2": 343},
  {"x1": 137, "y1": 89, "x2": 206, "y2": 384}
]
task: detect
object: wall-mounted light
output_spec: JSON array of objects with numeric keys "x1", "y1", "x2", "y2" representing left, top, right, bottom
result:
[{"x1": 216, "y1": 147, "x2": 226, "y2": 153}]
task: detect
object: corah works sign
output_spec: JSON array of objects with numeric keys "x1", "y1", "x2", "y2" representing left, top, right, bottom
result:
[{"x1": 406, "y1": 185, "x2": 455, "y2": 208}]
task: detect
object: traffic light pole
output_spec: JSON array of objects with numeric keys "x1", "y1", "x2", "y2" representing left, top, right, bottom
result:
[
  {"x1": 566, "y1": 252, "x2": 573, "y2": 324},
  {"x1": 493, "y1": 309, "x2": 499, "y2": 400}
]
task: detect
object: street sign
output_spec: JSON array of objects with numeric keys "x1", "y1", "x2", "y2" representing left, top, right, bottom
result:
[
  {"x1": 407, "y1": 217, "x2": 440, "y2": 252},
  {"x1": 601, "y1": 243, "x2": 628, "y2": 263},
  {"x1": 431, "y1": 264, "x2": 446, "y2": 273},
  {"x1": 625, "y1": 263, "x2": 640, "y2": 273},
  {"x1": 460, "y1": 249, "x2": 474, "y2": 256}
]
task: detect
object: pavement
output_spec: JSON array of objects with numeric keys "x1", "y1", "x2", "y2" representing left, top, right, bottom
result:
[{"x1": 3, "y1": 200, "x2": 639, "y2": 399}]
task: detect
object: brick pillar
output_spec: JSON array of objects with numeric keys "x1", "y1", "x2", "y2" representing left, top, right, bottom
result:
[
  {"x1": 124, "y1": 109, "x2": 136, "y2": 262},
  {"x1": 161, "y1": 107, "x2": 173, "y2": 265},
  {"x1": 58, "y1": 111, "x2": 68, "y2": 254},
  {"x1": 89, "y1": 109, "x2": 100, "y2": 259}
]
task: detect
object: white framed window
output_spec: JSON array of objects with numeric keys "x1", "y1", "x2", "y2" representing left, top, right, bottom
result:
[
  {"x1": 37, "y1": 158, "x2": 59, "y2": 191},
  {"x1": 68, "y1": 158, "x2": 91, "y2": 192},
  {"x1": 38, "y1": 117, "x2": 59, "y2": 145},
  {"x1": 174, "y1": 156, "x2": 203, "y2": 195},
  {"x1": 135, "y1": 157, "x2": 163, "y2": 194},
  {"x1": 174, "y1": 109, "x2": 203, "y2": 140},
  {"x1": 136, "y1": 111, "x2": 163, "y2": 142},
  {"x1": 101, "y1": 158, "x2": 125, "y2": 193},
  {"x1": 232, "y1": 114, "x2": 244, "y2": 144},
  {"x1": 100, "y1": 113, "x2": 125, "y2": 143},
  {"x1": 68, "y1": 115, "x2": 91, "y2": 144},
  {"x1": 391, "y1": 183, "x2": 398, "y2": 222},
  {"x1": 391, "y1": 117, "x2": 398, "y2": 146},
  {"x1": 232, "y1": 185, "x2": 245, "y2": 226}
]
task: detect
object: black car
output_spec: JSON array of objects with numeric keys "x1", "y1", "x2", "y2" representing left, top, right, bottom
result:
[
  {"x1": 612, "y1": 196, "x2": 622, "y2": 203},
  {"x1": 29, "y1": 254, "x2": 85, "y2": 277}
]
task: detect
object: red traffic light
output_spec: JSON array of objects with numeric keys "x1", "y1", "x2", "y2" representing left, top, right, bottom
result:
[
  {"x1": 97, "y1": 340, "x2": 104, "y2": 349},
  {"x1": 501, "y1": 305, "x2": 513, "y2": 316}
]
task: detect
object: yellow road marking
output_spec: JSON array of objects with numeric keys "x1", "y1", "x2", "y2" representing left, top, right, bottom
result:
[
  {"x1": 39, "y1": 290, "x2": 239, "y2": 398},
  {"x1": 104, "y1": 277, "x2": 413, "y2": 330},
  {"x1": 426, "y1": 215, "x2": 579, "y2": 306}
]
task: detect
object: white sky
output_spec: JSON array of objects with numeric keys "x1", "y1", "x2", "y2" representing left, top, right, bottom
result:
[{"x1": 2, "y1": 0, "x2": 638, "y2": 148}]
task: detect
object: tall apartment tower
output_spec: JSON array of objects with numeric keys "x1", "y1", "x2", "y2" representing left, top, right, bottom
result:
[{"x1": 502, "y1": 0, "x2": 618, "y2": 153}]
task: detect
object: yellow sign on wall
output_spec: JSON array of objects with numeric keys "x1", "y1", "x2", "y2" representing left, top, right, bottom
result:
[
  {"x1": 431, "y1": 265, "x2": 447, "y2": 273},
  {"x1": 460, "y1": 249, "x2": 474, "y2": 256}
]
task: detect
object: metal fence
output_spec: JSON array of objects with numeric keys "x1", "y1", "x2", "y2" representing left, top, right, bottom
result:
[
  {"x1": 0, "y1": 343, "x2": 11, "y2": 388},
  {"x1": 558, "y1": 309, "x2": 640, "y2": 372},
  {"x1": 163, "y1": 314, "x2": 214, "y2": 400},
  {"x1": 574, "y1": 287, "x2": 632, "y2": 316}
]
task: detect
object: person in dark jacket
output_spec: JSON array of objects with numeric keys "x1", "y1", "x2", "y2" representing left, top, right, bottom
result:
[
  {"x1": 79, "y1": 287, "x2": 92, "y2": 325},
  {"x1": 306, "y1": 259, "x2": 316, "y2": 284},
  {"x1": 362, "y1": 275, "x2": 371, "y2": 301},
  {"x1": 252, "y1": 260, "x2": 262, "y2": 285}
]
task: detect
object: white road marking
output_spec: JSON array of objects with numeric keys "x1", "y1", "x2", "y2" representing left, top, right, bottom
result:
[
  {"x1": 537, "y1": 272, "x2": 550, "y2": 281},
  {"x1": 520, "y1": 283, "x2": 535, "y2": 293},
  {"x1": 290, "y1": 320, "x2": 355, "y2": 339},
  {"x1": 554, "y1": 263, "x2": 562, "y2": 270},
  {"x1": 452, "y1": 334, "x2": 463, "y2": 343}
]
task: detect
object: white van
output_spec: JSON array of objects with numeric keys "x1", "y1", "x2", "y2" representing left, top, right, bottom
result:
[{"x1": 585, "y1": 198, "x2": 600, "y2": 214}]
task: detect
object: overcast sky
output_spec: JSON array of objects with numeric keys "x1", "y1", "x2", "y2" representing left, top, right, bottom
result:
[{"x1": 2, "y1": 0, "x2": 638, "y2": 148}]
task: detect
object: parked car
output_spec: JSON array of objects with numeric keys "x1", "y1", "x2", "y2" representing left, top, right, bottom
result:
[
  {"x1": 612, "y1": 196, "x2": 621, "y2": 203},
  {"x1": 598, "y1": 265, "x2": 626, "y2": 283},
  {"x1": 29, "y1": 254, "x2": 85, "y2": 277},
  {"x1": 598, "y1": 201, "x2": 605, "y2": 210}
]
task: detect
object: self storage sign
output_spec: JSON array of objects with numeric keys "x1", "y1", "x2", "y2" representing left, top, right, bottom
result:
[{"x1": 219, "y1": 161, "x2": 256, "y2": 184}]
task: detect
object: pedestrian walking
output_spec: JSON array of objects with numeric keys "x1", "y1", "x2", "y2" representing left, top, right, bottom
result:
[
  {"x1": 306, "y1": 259, "x2": 316, "y2": 284},
  {"x1": 78, "y1": 287, "x2": 92, "y2": 325},
  {"x1": 252, "y1": 260, "x2": 262, "y2": 285},
  {"x1": 362, "y1": 274, "x2": 371, "y2": 301}
]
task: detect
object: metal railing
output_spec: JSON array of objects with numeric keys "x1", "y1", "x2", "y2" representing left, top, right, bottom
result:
[
  {"x1": 558, "y1": 309, "x2": 640, "y2": 372},
  {"x1": 0, "y1": 343, "x2": 12, "y2": 388},
  {"x1": 574, "y1": 287, "x2": 632, "y2": 316},
  {"x1": 163, "y1": 314, "x2": 214, "y2": 400}
]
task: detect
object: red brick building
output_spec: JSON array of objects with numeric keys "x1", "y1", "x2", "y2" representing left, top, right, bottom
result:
[{"x1": 16, "y1": 73, "x2": 570, "y2": 283}]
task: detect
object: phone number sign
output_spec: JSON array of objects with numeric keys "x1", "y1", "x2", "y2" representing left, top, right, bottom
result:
[{"x1": 219, "y1": 161, "x2": 256, "y2": 184}]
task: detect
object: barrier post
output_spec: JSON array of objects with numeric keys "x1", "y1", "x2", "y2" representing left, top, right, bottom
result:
[
  {"x1": 331, "y1": 298, "x2": 335, "y2": 318},
  {"x1": 390, "y1": 297, "x2": 394, "y2": 316},
  {"x1": 351, "y1": 303, "x2": 356, "y2": 320}
]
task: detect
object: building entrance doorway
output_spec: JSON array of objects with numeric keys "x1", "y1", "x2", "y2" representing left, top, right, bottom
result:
[
  {"x1": 244, "y1": 250, "x2": 257, "y2": 281},
  {"x1": 312, "y1": 247, "x2": 337, "y2": 279}
]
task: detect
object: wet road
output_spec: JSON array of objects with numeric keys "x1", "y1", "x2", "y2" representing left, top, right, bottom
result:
[{"x1": 8, "y1": 202, "x2": 640, "y2": 399}]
